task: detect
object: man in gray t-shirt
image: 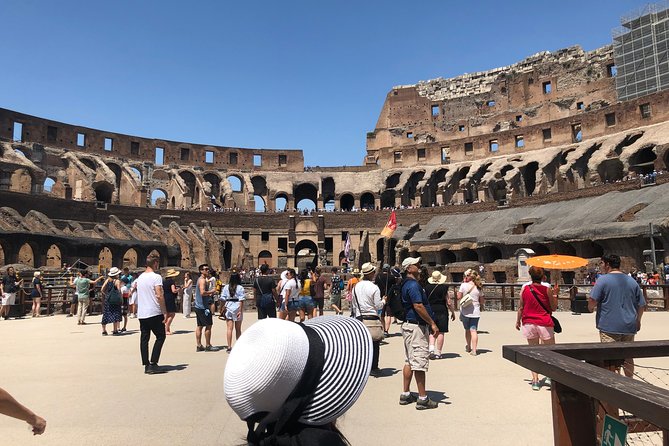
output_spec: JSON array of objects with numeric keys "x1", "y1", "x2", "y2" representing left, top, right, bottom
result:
[{"x1": 589, "y1": 254, "x2": 645, "y2": 377}]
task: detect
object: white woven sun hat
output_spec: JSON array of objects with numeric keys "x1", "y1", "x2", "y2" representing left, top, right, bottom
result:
[{"x1": 224, "y1": 316, "x2": 372, "y2": 427}]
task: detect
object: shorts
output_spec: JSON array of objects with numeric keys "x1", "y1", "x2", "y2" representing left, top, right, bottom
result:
[
  {"x1": 2, "y1": 293, "x2": 16, "y2": 306},
  {"x1": 402, "y1": 322, "x2": 430, "y2": 372},
  {"x1": 225, "y1": 307, "x2": 244, "y2": 322},
  {"x1": 460, "y1": 314, "x2": 479, "y2": 331},
  {"x1": 70, "y1": 295, "x2": 78, "y2": 305},
  {"x1": 194, "y1": 308, "x2": 213, "y2": 327},
  {"x1": 299, "y1": 296, "x2": 315, "y2": 312},
  {"x1": 330, "y1": 293, "x2": 342, "y2": 308},
  {"x1": 522, "y1": 323, "x2": 554, "y2": 341},
  {"x1": 280, "y1": 300, "x2": 300, "y2": 312},
  {"x1": 121, "y1": 296, "x2": 129, "y2": 315},
  {"x1": 600, "y1": 332, "x2": 635, "y2": 343},
  {"x1": 129, "y1": 292, "x2": 137, "y2": 306},
  {"x1": 312, "y1": 298, "x2": 324, "y2": 312}
]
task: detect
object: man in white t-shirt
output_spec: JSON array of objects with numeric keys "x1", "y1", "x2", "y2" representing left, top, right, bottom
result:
[{"x1": 133, "y1": 255, "x2": 167, "y2": 374}]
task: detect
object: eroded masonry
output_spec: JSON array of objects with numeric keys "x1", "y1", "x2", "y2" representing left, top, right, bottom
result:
[{"x1": 2, "y1": 5, "x2": 669, "y2": 282}]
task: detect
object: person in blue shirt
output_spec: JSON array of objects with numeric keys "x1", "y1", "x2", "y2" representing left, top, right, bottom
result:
[
  {"x1": 589, "y1": 254, "x2": 646, "y2": 377},
  {"x1": 398, "y1": 257, "x2": 439, "y2": 410}
]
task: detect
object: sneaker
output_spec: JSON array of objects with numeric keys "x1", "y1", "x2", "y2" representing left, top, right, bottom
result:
[
  {"x1": 470, "y1": 350, "x2": 477, "y2": 357},
  {"x1": 399, "y1": 393, "x2": 418, "y2": 405},
  {"x1": 196, "y1": 345, "x2": 205, "y2": 352},
  {"x1": 465, "y1": 345, "x2": 472, "y2": 353},
  {"x1": 544, "y1": 377, "x2": 552, "y2": 387},
  {"x1": 205, "y1": 345, "x2": 215, "y2": 352},
  {"x1": 416, "y1": 397, "x2": 438, "y2": 410},
  {"x1": 531, "y1": 381, "x2": 541, "y2": 391},
  {"x1": 66, "y1": 314, "x2": 73, "y2": 318}
]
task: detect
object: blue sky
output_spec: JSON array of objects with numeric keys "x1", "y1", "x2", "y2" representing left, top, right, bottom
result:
[{"x1": 1, "y1": 0, "x2": 645, "y2": 167}]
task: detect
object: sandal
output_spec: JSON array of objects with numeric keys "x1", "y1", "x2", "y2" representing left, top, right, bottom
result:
[{"x1": 102, "y1": 332, "x2": 108, "y2": 336}]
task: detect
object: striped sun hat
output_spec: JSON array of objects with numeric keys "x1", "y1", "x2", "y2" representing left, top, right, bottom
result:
[{"x1": 224, "y1": 316, "x2": 372, "y2": 428}]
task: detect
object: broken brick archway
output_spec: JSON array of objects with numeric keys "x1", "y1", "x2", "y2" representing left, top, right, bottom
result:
[
  {"x1": 46, "y1": 244, "x2": 63, "y2": 268},
  {"x1": 18, "y1": 242, "x2": 35, "y2": 267},
  {"x1": 123, "y1": 248, "x2": 138, "y2": 269},
  {"x1": 340, "y1": 193, "x2": 354, "y2": 211},
  {"x1": 258, "y1": 250, "x2": 272, "y2": 267},
  {"x1": 294, "y1": 239, "x2": 318, "y2": 270},
  {"x1": 98, "y1": 247, "x2": 113, "y2": 269}
]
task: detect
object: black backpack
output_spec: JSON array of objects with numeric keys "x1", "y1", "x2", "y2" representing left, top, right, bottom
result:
[{"x1": 387, "y1": 280, "x2": 408, "y2": 322}]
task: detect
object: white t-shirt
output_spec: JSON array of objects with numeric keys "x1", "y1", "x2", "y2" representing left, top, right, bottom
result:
[
  {"x1": 281, "y1": 278, "x2": 300, "y2": 302},
  {"x1": 134, "y1": 271, "x2": 163, "y2": 319},
  {"x1": 351, "y1": 280, "x2": 383, "y2": 317},
  {"x1": 459, "y1": 282, "x2": 482, "y2": 318}
]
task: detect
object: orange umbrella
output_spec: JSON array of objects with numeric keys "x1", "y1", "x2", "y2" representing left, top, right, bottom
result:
[{"x1": 525, "y1": 254, "x2": 588, "y2": 270}]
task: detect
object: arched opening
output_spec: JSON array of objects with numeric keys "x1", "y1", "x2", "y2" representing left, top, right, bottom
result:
[
  {"x1": 130, "y1": 167, "x2": 142, "y2": 182},
  {"x1": 531, "y1": 244, "x2": 550, "y2": 256},
  {"x1": 14, "y1": 148, "x2": 28, "y2": 159},
  {"x1": 340, "y1": 194, "x2": 354, "y2": 211},
  {"x1": 380, "y1": 190, "x2": 396, "y2": 208},
  {"x1": 321, "y1": 177, "x2": 336, "y2": 208},
  {"x1": 204, "y1": 173, "x2": 221, "y2": 203},
  {"x1": 179, "y1": 170, "x2": 197, "y2": 198},
  {"x1": 46, "y1": 244, "x2": 62, "y2": 268},
  {"x1": 295, "y1": 239, "x2": 318, "y2": 269},
  {"x1": 360, "y1": 192, "x2": 375, "y2": 210},
  {"x1": 421, "y1": 168, "x2": 449, "y2": 207},
  {"x1": 376, "y1": 238, "x2": 385, "y2": 265},
  {"x1": 275, "y1": 194, "x2": 287, "y2": 212},
  {"x1": 18, "y1": 243, "x2": 35, "y2": 267},
  {"x1": 123, "y1": 248, "x2": 138, "y2": 269},
  {"x1": 296, "y1": 199, "x2": 316, "y2": 212},
  {"x1": 459, "y1": 248, "x2": 478, "y2": 262},
  {"x1": 629, "y1": 146, "x2": 657, "y2": 175},
  {"x1": 254, "y1": 195, "x2": 266, "y2": 212},
  {"x1": 580, "y1": 241, "x2": 604, "y2": 258},
  {"x1": 521, "y1": 162, "x2": 539, "y2": 196},
  {"x1": 222, "y1": 241, "x2": 232, "y2": 270},
  {"x1": 385, "y1": 173, "x2": 401, "y2": 188},
  {"x1": 440, "y1": 249, "x2": 456, "y2": 264},
  {"x1": 294, "y1": 183, "x2": 318, "y2": 210},
  {"x1": 402, "y1": 171, "x2": 425, "y2": 206},
  {"x1": 227, "y1": 175, "x2": 243, "y2": 192},
  {"x1": 10, "y1": 168, "x2": 32, "y2": 193},
  {"x1": 80, "y1": 158, "x2": 96, "y2": 170},
  {"x1": 663, "y1": 149, "x2": 669, "y2": 171},
  {"x1": 480, "y1": 246, "x2": 503, "y2": 263},
  {"x1": 338, "y1": 250, "x2": 348, "y2": 266},
  {"x1": 43, "y1": 177, "x2": 56, "y2": 193},
  {"x1": 98, "y1": 247, "x2": 113, "y2": 269},
  {"x1": 597, "y1": 159, "x2": 624, "y2": 183},
  {"x1": 151, "y1": 189, "x2": 168, "y2": 208},
  {"x1": 107, "y1": 163, "x2": 122, "y2": 190},
  {"x1": 552, "y1": 242, "x2": 577, "y2": 256},
  {"x1": 171, "y1": 196, "x2": 176, "y2": 209},
  {"x1": 258, "y1": 250, "x2": 273, "y2": 267},
  {"x1": 94, "y1": 182, "x2": 114, "y2": 203}
]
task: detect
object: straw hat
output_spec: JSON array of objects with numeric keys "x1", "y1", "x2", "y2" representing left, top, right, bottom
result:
[
  {"x1": 361, "y1": 262, "x2": 376, "y2": 275},
  {"x1": 108, "y1": 267, "x2": 121, "y2": 277},
  {"x1": 428, "y1": 270, "x2": 446, "y2": 285},
  {"x1": 224, "y1": 316, "x2": 372, "y2": 429},
  {"x1": 165, "y1": 268, "x2": 179, "y2": 278}
]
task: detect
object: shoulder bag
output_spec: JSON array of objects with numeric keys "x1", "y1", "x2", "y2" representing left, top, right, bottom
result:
[
  {"x1": 458, "y1": 283, "x2": 476, "y2": 309},
  {"x1": 528, "y1": 284, "x2": 562, "y2": 334},
  {"x1": 352, "y1": 283, "x2": 384, "y2": 342}
]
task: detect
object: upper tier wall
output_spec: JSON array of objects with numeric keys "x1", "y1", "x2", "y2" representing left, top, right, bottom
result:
[{"x1": 0, "y1": 108, "x2": 305, "y2": 172}]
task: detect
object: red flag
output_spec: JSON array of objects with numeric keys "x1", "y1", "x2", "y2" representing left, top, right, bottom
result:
[{"x1": 380, "y1": 211, "x2": 397, "y2": 238}]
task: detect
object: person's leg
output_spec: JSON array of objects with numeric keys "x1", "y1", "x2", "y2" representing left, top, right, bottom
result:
[
  {"x1": 464, "y1": 329, "x2": 472, "y2": 352},
  {"x1": 429, "y1": 334, "x2": 435, "y2": 355},
  {"x1": 414, "y1": 370, "x2": 427, "y2": 398},
  {"x1": 526, "y1": 337, "x2": 540, "y2": 384},
  {"x1": 402, "y1": 364, "x2": 413, "y2": 393},
  {"x1": 435, "y1": 333, "x2": 445, "y2": 357},
  {"x1": 139, "y1": 318, "x2": 151, "y2": 366},
  {"x1": 122, "y1": 312, "x2": 128, "y2": 330},
  {"x1": 204, "y1": 325, "x2": 212, "y2": 347},
  {"x1": 371, "y1": 340, "x2": 380, "y2": 370},
  {"x1": 234, "y1": 320, "x2": 242, "y2": 340},
  {"x1": 195, "y1": 325, "x2": 203, "y2": 347},
  {"x1": 149, "y1": 315, "x2": 166, "y2": 365},
  {"x1": 101, "y1": 323, "x2": 108, "y2": 334},
  {"x1": 470, "y1": 328, "x2": 479, "y2": 355},
  {"x1": 165, "y1": 313, "x2": 174, "y2": 334},
  {"x1": 226, "y1": 320, "x2": 233, "y2": 348},
  {"x1": 623, "y1": 359, "x2": 635, "y2": 377}
]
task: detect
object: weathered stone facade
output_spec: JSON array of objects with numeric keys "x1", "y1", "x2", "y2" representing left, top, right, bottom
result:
[{"x1": 2, "y1": 42, "x2": 669, "y2": 277}]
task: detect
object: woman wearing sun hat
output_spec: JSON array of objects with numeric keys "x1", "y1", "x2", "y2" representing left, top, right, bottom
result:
[
  {"x1": 425, "y1": 271, "x2": 456, "y2": 359},
  {"x1": 224, "y1": 316, "x2": 372, "y2": 445},
  {"x1": 163, "y1": 269, "x2": 180, "y2": 335},
  {"x1": 100, "y1": 267, "x2": 123, "y2": 335}
]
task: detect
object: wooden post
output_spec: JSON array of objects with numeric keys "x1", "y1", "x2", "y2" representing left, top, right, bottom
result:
[
  {"x1": 46, "y1": 287, "x2": 52, "y2": 315},
  {"x1": 551, "y1": 381, "x2": 597, "y2": 445},
  {"x1": 501, "y1": 285, "x2": 506, "y2": 311}
]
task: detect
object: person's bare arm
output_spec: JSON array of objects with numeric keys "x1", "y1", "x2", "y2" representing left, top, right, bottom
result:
[
  {"x1": 515, "y1": 295, "x2": 524, "y2": 330},
  {"x1": 637, "y1": 305, "x2": 645, "y2": 331},
  {"x1": 155, "y1": 285, "x2": 166, "y2": 314},
  {"x1": 588, "y1": 298, "x2": 598, "y2": 313},
  {"x1": 0, "y1": 387, "x2": 46, "y2": 435}
]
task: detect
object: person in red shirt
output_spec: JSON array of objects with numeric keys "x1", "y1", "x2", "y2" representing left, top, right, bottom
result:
[{"x1": 515, "y1": 266, "x2": 558, "y2": 390}]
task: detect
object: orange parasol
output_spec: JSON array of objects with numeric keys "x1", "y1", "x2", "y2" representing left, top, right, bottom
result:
[{"x1": 525, "y1": 254, "x2": 588, "y2": 270}]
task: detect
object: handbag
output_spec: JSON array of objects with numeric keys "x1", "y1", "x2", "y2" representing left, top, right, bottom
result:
[
  {"x1": 106, "y1": 281, "x2": 122, "y2": 305},
  {"x1": 352, "y1": 284, "x2": 384, "y2": 342},
  {"x1": 255, "y1": 279, "x2": 275, "y2": 308},
  {"x1": 458, "y1": 283, "x2": 476, "y2": 309},
  {"x1": 528, "y1": 285, "x2": 562, "y2": 334}
]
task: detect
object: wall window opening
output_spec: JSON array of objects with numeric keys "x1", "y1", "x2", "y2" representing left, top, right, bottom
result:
[
  {"x1": 104, "y1": 137, "x2": 113, "y2": 151},
  {"x1": 155, "y1": 147, "x2": 164, "y2": 165},
  {"x1": 489, "y1": 140, "x2": 499, "y2": 152},
  {"x1": 77, "y1": 133, "x2": 86, "y2": 147},
  {"x1": 205, "y1": 151, "x2": 214, "y2": 164},
  {"x1": 12, "y1": 122, "x2": 23, "y2": 142}
]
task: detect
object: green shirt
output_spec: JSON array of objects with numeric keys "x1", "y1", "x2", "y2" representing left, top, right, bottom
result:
[{"x1": 73, "y1": 277, "x2": 92, "y2": 299}]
